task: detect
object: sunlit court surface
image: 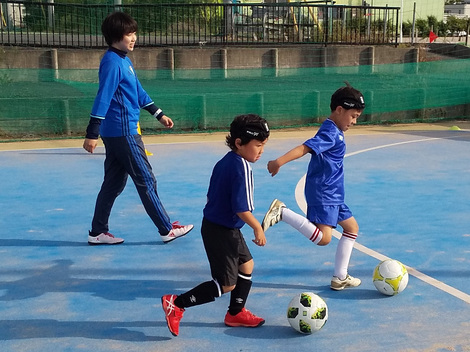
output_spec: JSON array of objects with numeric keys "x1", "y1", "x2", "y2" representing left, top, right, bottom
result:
[{"x1": 0, "y1": 121, "x2": 469, "y2": 352}]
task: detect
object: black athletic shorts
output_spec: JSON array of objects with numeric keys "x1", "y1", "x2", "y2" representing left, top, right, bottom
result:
[{"x1": 201, "y1": 217, "x2": 253, "y2": 287}]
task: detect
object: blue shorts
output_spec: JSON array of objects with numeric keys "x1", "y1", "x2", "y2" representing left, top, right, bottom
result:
[{"x1": 306, "y1": 204, "x2": 353, "y2": 227}]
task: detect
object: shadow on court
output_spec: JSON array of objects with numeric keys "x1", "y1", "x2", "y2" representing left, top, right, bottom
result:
[{"x1": 0, "y1": 125, "x2": 469, "y2": 351}]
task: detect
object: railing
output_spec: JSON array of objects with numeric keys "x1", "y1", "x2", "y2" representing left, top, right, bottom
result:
[{"x1": 0, "y1": 1, "x2": 399, "y2": 48}]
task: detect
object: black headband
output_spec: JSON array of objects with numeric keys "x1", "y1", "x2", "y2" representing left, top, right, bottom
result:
[
  {"x1": 340, "y1": 97, "x2": 365, "y2": 110},
  {"x1": 244, "y1": 121, "x2": 270, "y2": 139}
]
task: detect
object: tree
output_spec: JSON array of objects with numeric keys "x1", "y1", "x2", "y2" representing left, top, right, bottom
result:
[
  {"x1": 415, "y1": 18, "x2": 428, "y2": 37},
  {"x1": 427, "y1": 15, "x2": 438, "y2": 32},
  {"x1": 437, "y1": 20, "x2": 449, "y2": 37},
  {"x1": 446, "y1": 15, "x2": 468, "y2": 35}
]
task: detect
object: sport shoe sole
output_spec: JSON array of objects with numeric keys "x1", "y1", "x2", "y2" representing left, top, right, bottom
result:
[
  {"x1": 261, "y1": 199, "x2": 285, "y2": 232},
  {"x1": 88, "y1": 233, "x2": 124, "y2": 245},
  {"x1": 224, "y1": 320, "x2": 265, "y2": 328}
]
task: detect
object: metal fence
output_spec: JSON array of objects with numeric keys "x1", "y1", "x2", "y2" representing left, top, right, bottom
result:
[{"x1": 0, "y1": 1, "x2": 400, "y2": 48}]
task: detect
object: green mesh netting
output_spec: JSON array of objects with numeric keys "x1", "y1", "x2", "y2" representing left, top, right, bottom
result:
[{"x1": 1, "y1": 59, "x2": 470, "y2": 138}]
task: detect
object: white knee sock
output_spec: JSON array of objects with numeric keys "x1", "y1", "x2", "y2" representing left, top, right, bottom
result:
[
  {"x1": 334, "y1": 231, "x2": 358, "y2": 279},
  {"x1": 281, "y1": 208, "x2": 323, "y2": 244}
]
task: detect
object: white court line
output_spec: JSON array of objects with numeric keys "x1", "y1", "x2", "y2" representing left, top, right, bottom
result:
[{"x1": 294, "y1": 136, "x2": 470, "y2": 304}]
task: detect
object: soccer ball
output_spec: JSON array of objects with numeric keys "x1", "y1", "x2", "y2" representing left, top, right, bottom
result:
[
  {"x1": 287, "y1": 292, "x2": 328, "y2": 334},
  {"x1": 373, "y1": 259, "x2": 409, "y2": 296}
]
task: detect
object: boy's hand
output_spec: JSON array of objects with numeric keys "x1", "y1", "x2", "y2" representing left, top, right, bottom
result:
[
  {"x1": 267, "y1": 145, "x2": 310, "y2": 176},
  {"x1": 236, "y1": 211, "x2": 266, "y2": 247},
  {"x1": 252, "y1": 227, "x2": 267, "y2": 247},
  {"x1": 159, "y1": 115, "x2": 174, "y2": 129},
  {"x1": 267, "y1": 159, "x2": 281, "y2": 176},
  {"x1": 83, "y1": 138, "x2": 98, "y2": 153}
]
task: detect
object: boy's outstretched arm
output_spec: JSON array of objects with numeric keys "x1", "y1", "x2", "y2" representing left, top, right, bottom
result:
[
  {"x1": 267, "y1": 144, "x2": 311, "y2": 176},
  {"x1": 237, "y1": 211, "x2": 266, "y2": 247}
]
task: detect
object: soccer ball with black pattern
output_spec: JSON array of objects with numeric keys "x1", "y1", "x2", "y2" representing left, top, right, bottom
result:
[
  {"x1": 373, "y1": 259, "x2": 409, "y2": 296},
  {"x1": 287, "y1": 292, "x2": 328, "y2": 334}
]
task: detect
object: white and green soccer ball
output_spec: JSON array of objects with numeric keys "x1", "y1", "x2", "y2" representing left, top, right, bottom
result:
[
  {"x1": 287, "y1": 292, "x2": 328, "y2": 334},
  {"x1": 373, "y1": 259, "x2": 409, "y2": 296}
]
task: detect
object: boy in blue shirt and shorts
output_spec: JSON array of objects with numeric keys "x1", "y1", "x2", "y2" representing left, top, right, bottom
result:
[
  {"x1": 83, "y1": 12, "x2": 193, "y2": 245},
  {"x1": 161, "y1": 114, "x2": 269, "y2": 336},
  {"x1": 262, "y1": 83, "x2": 365, "y2": 291}
]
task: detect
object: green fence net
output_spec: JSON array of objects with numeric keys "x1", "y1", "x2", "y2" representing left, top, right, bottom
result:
[{"x1": 1, "y1": 59, "x2": 470, "y2": 139}]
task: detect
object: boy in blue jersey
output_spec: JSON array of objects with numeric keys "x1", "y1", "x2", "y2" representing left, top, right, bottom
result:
[
  {"x1": 83, "y1": 11, "x2": 193, "y2": 245},
  {"x1": 161, "y1": 114, "x2": 269, "y2": 337},
  {"x1": 262, "y1": 83, "x2": 365, "y2": 291}
]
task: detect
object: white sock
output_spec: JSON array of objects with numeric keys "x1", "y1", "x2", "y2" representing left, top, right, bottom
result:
[
  {"x1": 334, "y1": 231, "x2": 358, "y2": 279},
  {"x1": 281, "y1": 208, "x2": 323, "y2": 244}
]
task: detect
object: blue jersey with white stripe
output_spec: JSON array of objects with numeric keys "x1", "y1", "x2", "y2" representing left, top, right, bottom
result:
[
  {"x1": 90, "y1": 48, "x2": 154, "y2": 137},
  {"x1": 303, "y1": 119, "x2": 346, "y2": 205},
  {"x1": 203, "y1": 151, "x2": 254, "y2": 229}
]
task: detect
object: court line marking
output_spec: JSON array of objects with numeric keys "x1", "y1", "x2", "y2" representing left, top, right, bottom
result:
[
  {"x1": 2, "y1": 132, "x2": 469, "y2": 302},
  {"x1": 294, "y1": 136, "x2": 470, "y2": 304}
]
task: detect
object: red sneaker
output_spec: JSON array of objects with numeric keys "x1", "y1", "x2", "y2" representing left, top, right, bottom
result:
[
  {"x1": 161, "y1": 294, "x2": 185, "y2": 336},
  {"x1": 224, "y1": 308, "x2": 265, "y2": 328}
]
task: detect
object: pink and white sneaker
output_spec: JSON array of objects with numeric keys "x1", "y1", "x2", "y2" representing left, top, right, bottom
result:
[
  {"x1": 88, "y1": 232, "x2": 124, "y2": 245},
  {"x1": 161, "y1": 222, "x2": 194, "y2": 243}
]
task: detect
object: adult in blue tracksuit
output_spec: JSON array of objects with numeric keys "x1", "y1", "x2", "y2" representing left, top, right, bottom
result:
[{"x1": 83, "y1": 11, "x2": 193, "y2": 245}]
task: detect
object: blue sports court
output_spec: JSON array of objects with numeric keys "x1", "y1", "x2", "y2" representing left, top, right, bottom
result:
[{"x1": 0, "y1": 122, "x2": 469, "y2": 352}]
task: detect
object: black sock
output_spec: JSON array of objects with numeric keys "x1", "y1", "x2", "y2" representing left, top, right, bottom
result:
[
  {"x1": 228, "y1": 272, "x2": 252, "y2": 316},
  {"x1": 174, "y1": 280, "x2": 220, "y2": 309}
]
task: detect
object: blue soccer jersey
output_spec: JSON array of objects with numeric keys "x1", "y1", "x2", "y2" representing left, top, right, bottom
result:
[
  {"x1": 203, "y1": 151, "x2": 254, "y2": 229},
  {"x1": 90, "y1": 48, "x2": 154, "y2": 137},
  {"x1": 303, "y1": 119, "x2": 346, "y2": 206}
]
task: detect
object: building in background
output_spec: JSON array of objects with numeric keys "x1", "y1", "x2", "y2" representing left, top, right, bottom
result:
[
  {"x1": 336, "y1": 0, "x2": 445, "y2": 22},
  {"x1": 445, "y1": 1, "x2": 470, "y2": 19},
  {"x1": 0, "y1": 1, "x2": 25, "y2": 29},
  {"x1": 237, "y1": 1, "x2": 445, "y2": 22}
]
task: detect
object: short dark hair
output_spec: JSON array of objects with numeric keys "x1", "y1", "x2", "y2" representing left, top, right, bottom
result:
[
  {"x1": 330, "y1": 81, "x2": 365, "y2": 112},
  {"x1": 101, "y1": 12, "x2": 138, "y2": 46},
  {"x1": 226, "y1": 114, "x2": 270, "y2": 150}
]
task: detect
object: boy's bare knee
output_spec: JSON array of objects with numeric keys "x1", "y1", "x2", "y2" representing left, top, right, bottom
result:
[
  {"x1": 239, "y1": 259, "x2": 254, "y2": 275},
  {"x1": 222, "y1": 285, "x2": 236, "y2": 293},
  {"x1": 340, "y1": 217, "x2": 359, "y2": 234},
  {"x1": 317, "y1": 237, "x2": 331, "y2": 246},
  {"x1": 316, "y1": 225, "x2": 332, "y2": 242}
]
